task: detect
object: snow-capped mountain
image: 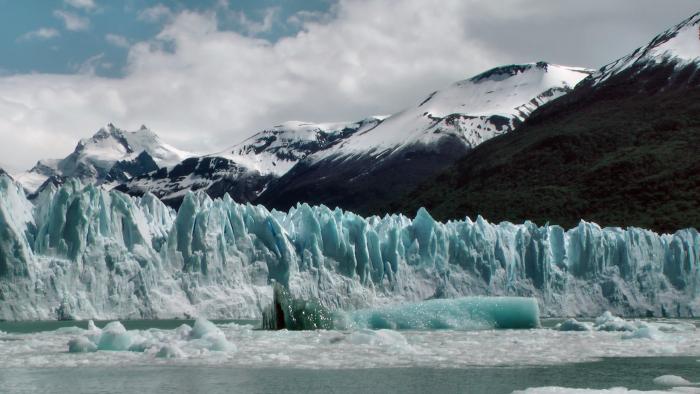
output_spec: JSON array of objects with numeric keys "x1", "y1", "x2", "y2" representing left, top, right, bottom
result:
[
  {"x1": 390, "y1": 12, "x2": 700, "y2": 233},
  {"x1": 256, "y1": 62, "x2": 592, "y2": 214},
  {"x1": 117, "y1": 117, "x2": 383, "y2": 206},
  {"x1": 592, "y1": 12, "x2": 700, "y2": 86},
  {"x1": 315, "y1": 62, "x2": 590, "y2": 159},
  {"x1": 14, "y1": 124, "x2": 192, "y2": 193},
  {"x1": 118, "y1": 62, "x2": 590, "y2": 210}
]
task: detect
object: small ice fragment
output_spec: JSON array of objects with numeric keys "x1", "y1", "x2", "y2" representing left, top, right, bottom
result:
[
  {"x1": 190, "y1": 318, "x2": 219, "y2": 339},
  {"x1": 346, "y1": 329, "x2": 408, "y2": 347},
  {"x1": 156, "y1": 344, "x2": 184, "y2": 358},
  {"x1": 97, "y1": 321, "x2": 133, "y2": 351},
  {"x1": 87, "y1": 320, "x2": 99, "y2": 332},
  {"x1": 190, "y1": 318, "x2": 236, "y2": 351},
  {"x1": 653, "y1": 375, "x2": 694, "y2": 386},
  {"x1": 622, "y1": 325, "x2": 663, "y2": 340},
  {"x1": 68, "y1": 337, "x2": 97, "y2": 353},
  {"x1": 593, "y1": 311, "x2": 636, "y2": 332},
  {"x1": 557, "y1": 319, "x2": 591, "y2": 331}
]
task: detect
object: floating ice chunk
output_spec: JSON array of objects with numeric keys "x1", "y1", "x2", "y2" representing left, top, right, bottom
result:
[
  {"x1": 346, "y1": 329, "x2": 409, "y2": 348},
  {"x1": 67, "y1": 337, "x2": 97, "y2": 353},
  {"x1": 156, "y1": 344, "x2": 185, "y2": 359},
  {"x1": 337, "y1": 297, "x2": 541, "y2": 330},
  {"x1": 190, "y1": 318, "x2": 220, "y2": 339},
  {"x1": 175, "y1": 323, "x2": 192, "y2": 339},
  {"x1": 87, "y1": 320, "x2": 99, "y2": 332},
  {"x1": 264, "y1": 283, "x2": 540, "y2": 330},
  {"x1": 622, "y1": 325, "x2": 664, "y2": 340},
  {"x1": 594, "y1": 312, "x2": 637, "y2": 332},
  {"x1": 190, "y1": 318, "x2": 236, "y2": 352},
  {"x1": 557, "y1": 319, "x2": 592, "y2": 331},
  {"x1": 97, "y1": 321, "x2": 133, "y2": 351},
  {"x1": 653, "y1": 375, "x2": 694, "y2": 387}
]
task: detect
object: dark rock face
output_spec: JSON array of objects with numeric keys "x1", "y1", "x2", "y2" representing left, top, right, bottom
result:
[
  {"x1": 257, "y1": 135, "x2": 471, "y2": 215},
  {"x1": 106, "y1": 151, "x2": 160, "y2": 184},
  {"x1": 115, "y1": 156, "x2": 275, "y2": 208}
]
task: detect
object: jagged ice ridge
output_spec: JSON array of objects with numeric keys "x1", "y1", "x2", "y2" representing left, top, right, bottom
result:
[{"x1": 0, "y1": 175, "x2": 697, "y2": 321}]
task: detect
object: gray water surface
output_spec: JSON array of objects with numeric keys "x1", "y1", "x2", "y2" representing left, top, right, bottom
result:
[{"x1": 1, "y1": 357, "x2": 699, "y2": 394}]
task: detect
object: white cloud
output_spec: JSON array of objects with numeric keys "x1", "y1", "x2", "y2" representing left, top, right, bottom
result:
[
  {"x1": 0, "y1": 0, "x2": 509, "y2": 169},
  {"x1": 75, "y1": 53, "x2": 107, "y2": 75},
  {"x1": 2, "y1": 0, "x2": 696, "y2": 170},
  {"x1": 138, "y1": 4, "x2": 173, "y2": 23},
  {"x1": 105, "y1": 33, "x2": 129, "y2": 48},
  {"x1": 64, "y1": 0, "x2": 96, "y2": 11},
  {"x1": 53, "y1": 10, "x2": 90, "y2": 31},
  {"x1": 19, "y1": 28, "x2": 60, "y2": 41},
  {"x1": 229, "y1": 7, "x2": 280, "y2": 36}
]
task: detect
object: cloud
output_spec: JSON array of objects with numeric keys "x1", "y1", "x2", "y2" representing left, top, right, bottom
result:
[
  {"x1": 19, "y1": 28, "x2": 60, "y2": 41},
  {"x1": 0, "y1": 0, "x2": 698, "y2": 171},
  {"x1": 105, "y1": 33, "x2": 129, "y2": 48},
  {"x1": 64, "y1": 0, "x2": 96, "y2": 11},
  {"x1": 228, "y1": 7, "x2": 280, "y2": 36},
  {"x1": 138, "y1": 4, "x2": 173, "y2": 23},
  {"x1": 75, "y1": 53, "x2": 107, "y2": 75},
  {"x1": 53, "y1": 10, "x2": 90, "y2": 31}
]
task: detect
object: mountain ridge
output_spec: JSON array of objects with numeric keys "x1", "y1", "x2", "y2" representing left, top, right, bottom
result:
[{"x1": 388, "y1": 12, "x2": 700, "y2": 233}]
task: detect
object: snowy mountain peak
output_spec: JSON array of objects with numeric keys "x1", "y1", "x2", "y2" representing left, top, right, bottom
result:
[
  {"x1": 14, "y1": 124, "x2": 192, "y2": 193},
  {"x1": 592, "y1": 12, "x2": 700, "y2": 85},
  {"x1": 468, "y1": 61, "x2": 552, "y2": 83},
  {"x1": 313, "y1": 62, "x2": 592, "y2": 159},
  {"x1": 215, "y1": 117, "x2": 384, "y2": 176}
]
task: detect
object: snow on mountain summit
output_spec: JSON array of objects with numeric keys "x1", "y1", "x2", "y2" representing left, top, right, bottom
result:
[
  {"x1": 214, "y1": 118, "x2": 384, "y2": 176},
  {"x1": 15, "y1": 124, "x2": 192, "y2": 193},
  {"x1": 592, "y1": 12, "x2": 700, "y2": 85},
  {"x1": 312, "y1": 62, "x2": 592, "y2": 160},
  {"x1": 73, "y1": 123, "x2": 191, "y2": 168}
]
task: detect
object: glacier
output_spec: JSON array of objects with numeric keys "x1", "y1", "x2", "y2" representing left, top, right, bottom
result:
[{"x1": 0, "y1": 174, "x2": 698, "y2": 321}]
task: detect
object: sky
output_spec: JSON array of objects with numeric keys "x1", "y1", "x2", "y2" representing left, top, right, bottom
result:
[{"x1": 0, "y1": 0, "x2": 698, "y2": 171}]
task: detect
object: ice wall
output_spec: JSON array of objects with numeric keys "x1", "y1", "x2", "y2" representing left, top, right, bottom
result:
[{"x1": 0, "y1": 175, "x2": 697, "y2": 320}]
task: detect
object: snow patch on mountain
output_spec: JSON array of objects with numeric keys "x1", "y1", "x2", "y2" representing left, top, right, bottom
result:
[
  {"x1": 214, "y1": 118, "x2": 385, "y2": 176},
  {"x1": 117, "y1": 117, "x2": 385, "y2": 205},
  {"x1": 593, "y1": 12, "x2": 700, "y2": 85},
  {"x1": 15, "y1": 124, "x2": 192, "y2": 193},
  {"x1": 311, "y1": 62, "x2": 592, "y2": 160}
]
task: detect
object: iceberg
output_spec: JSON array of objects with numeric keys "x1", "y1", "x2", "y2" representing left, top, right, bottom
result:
[
  {"x1": 334, "y1": 296, "x2": 540, "y2": 330},
  {"x1": 262, "y1": 282, "x2": 540, "y2": 330},
  {"x1": 0, "y1": 175, "x2": 698, "y2": 321}
]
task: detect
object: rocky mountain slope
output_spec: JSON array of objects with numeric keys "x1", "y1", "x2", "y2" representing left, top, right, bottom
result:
[
  {"x1": 115, "y1": 118, "x2": 383, "y2": 207},
  {"x1": 390, "y1": 12, "x2": 700, "y2": 233},
  {"x1": 256, "y1": 63, "x2": 591, "y2": 214}
]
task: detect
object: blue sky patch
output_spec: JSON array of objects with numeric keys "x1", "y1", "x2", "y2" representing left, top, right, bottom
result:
[{"x1": 0, "y1": 0, "x2": 334, "y2": 77}]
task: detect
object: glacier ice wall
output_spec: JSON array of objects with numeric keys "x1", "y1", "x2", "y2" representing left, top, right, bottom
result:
[{"x1": 0, "y1": 175, "x2": 698, "y2": 320}]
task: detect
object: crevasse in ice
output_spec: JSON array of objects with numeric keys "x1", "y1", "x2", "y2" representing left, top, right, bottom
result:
[{"x1": 0, "y1": 175, "x2": 697, "y2": 320}]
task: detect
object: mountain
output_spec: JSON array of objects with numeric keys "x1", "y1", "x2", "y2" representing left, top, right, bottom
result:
[
  {"x1": 116, "y1": 118, "x2": 383, "y2": 207},
  {"x1": 256, "y1": 62, "x2": 591, "y2": 214},
  {"x1": 14, "y1": 124, "x2": 191, "y2": 194},
  {"x1": 1, "y1": 175, "x2": 698, "y2": 320},
  {"x1": 390, "y1": 12, "x2": 700, "y2": 233}
]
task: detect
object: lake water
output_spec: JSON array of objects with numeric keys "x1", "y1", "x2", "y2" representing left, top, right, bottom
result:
[{"x1": 0, "y1": 318, "x2": 698, "y2": 394}]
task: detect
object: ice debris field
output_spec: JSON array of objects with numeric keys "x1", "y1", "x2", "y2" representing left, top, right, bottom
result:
[
  {"x1": 0, "y1": 313, "x2": 698, "y2": 371},
  {"x1": 0, "y1": 175, "x2": 698, "y2": 321}
]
